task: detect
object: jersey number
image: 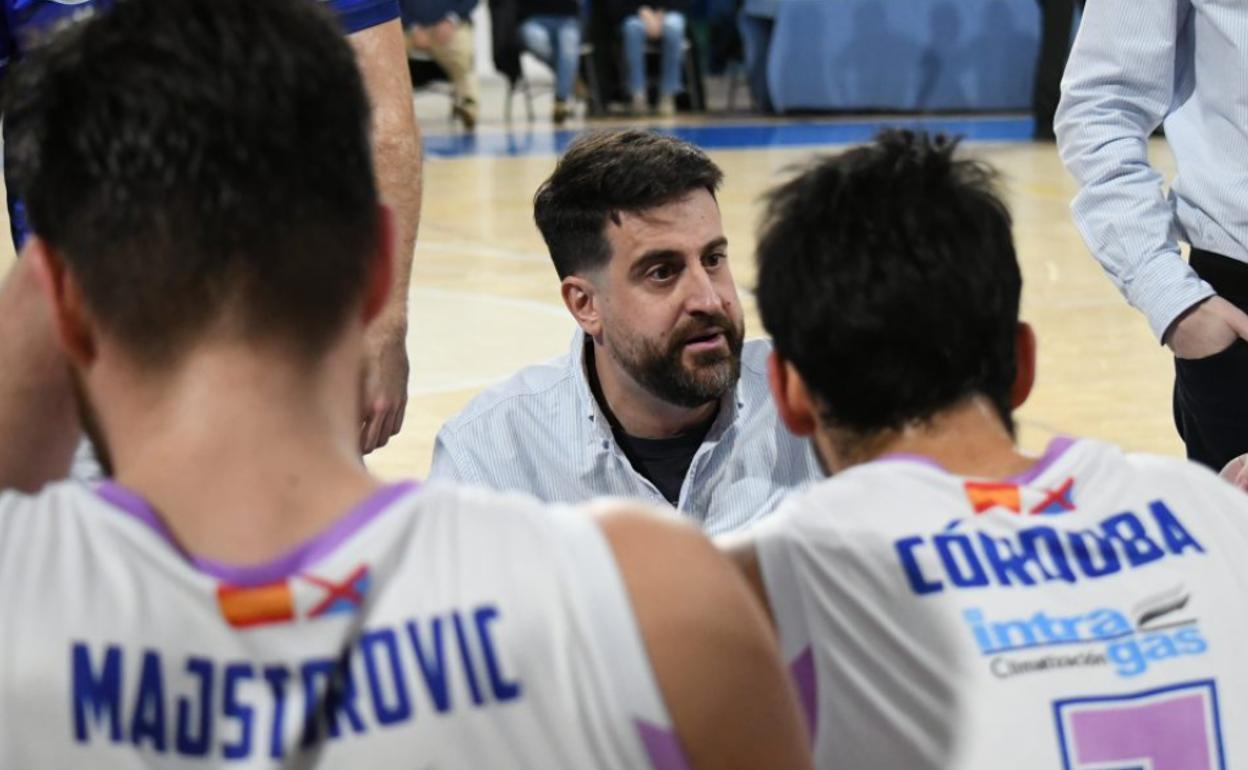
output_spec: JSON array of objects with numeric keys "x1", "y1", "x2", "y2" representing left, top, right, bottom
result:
[{"x1": 1053, "y1": 680, "x2": 1225, "y2": 770}]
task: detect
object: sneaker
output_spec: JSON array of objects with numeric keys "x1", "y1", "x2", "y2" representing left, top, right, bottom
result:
[
  {"x1": 553, "y1": 100, "x2": 572, "y2": 127},
  {"x1": 453, "y1": 97, "x2": 478, "y2": 131},
  {"x1": 657, "y1": 95, "x2": 676, "y2": 117},
  {"x1": 630, "y1": 91, "x2": 648, "y2": 116}
]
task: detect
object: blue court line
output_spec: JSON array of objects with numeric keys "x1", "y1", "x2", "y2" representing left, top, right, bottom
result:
[{"x1": 423, "y1": 115, "x2": 1036, "y2": 159}]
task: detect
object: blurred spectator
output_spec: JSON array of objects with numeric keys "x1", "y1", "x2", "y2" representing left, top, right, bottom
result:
[
  {"x1": 737, "y1": 0, "x2": 777, "y2": 113},
  {"x1": 1032, "y1": 0, "x2": 1083, "y2": 140},
  {"x1": 517, "y1": 0, "x2": 582, "y2": 125},
  {"x1": 401, "y1": 0, "x2": 480, "y2": 129},
  {"x1": 604, "y1": 0, "x2": 690, "y2": 115}
]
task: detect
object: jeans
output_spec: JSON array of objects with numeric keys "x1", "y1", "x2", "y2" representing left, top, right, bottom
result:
[
  {"x1": 737, "y1": 11, "x2": 773, "y2": 112},
  {"x1": 519, "y1": 16, "x2": 581, "y2": 102},
  {"x1": 622, "y1": 11, "x2": 685, "y2": 97}
]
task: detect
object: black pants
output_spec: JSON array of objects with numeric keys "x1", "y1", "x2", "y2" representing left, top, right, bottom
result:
[
  {"x1": 1173, "y1": 249, "x2": 1248, "y2": 470},
  {"x1": 1032, "y1": 0, "x2": 1084, "y2": 140}
]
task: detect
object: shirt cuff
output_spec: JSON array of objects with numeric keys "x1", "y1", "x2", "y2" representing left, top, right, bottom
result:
[{"x1": 1124, "y1": 252, "x2": 1216, "y2": 342}]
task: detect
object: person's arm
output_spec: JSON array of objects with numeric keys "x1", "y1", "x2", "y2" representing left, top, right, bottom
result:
[
  {"x1": 596, "y1": 506, "x2": 812, "y2": 770},
  {"x1": 1054, "y1": 0, "x2": 1238, "y2": 354},
  {"x1": 0, "y1": 257, "x2": 79, "y2": 491},
  {"x1": 348, "y1": 18, "x2": 422, "y2": 453}
]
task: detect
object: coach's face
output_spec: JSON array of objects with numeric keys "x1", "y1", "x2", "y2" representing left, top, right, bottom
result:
[{"x1": 591, "y1": 188, "x2": 745, "y2": 408}]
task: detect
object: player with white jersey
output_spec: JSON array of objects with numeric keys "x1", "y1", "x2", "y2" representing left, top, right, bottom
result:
[
  {"x1": 0, "y1": 0, "x2": 811, "y2": 767},
  {"x1": 725, "y1": 130, "x2": 1248, "y2": 769}
]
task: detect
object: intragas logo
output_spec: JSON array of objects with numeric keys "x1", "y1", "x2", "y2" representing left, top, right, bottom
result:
[{"x1": 964, "y1": 589, "x2": 1207, "y2": 679}]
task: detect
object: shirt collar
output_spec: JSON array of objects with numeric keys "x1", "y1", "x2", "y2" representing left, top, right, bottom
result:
[{"x1": 567, "y1": 328, "x2": 747, "y2": 448}]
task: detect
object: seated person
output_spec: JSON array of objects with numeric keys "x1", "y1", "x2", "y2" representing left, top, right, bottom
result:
[
  {"x1": 604, "y1": 0, "x2": 689, "y2": 115},
  {"x1": 0, "y1": 2, "x2": 812, "y2": 766},
  {"x1": 431, "y1": 130, "x2": 820, "y2": 534},
  {"x1": 400, "y1": 0, "x2": 480, "y2": 129},
  {"x1": 516, "y1": 0, "x2": 582, "y2": 125},
  {"x1": 737, "y1": 0, "x2": 778, "y2": 113},
  {"x1": 725, "y1": 130, "x2": 1248, "y2": 768}
]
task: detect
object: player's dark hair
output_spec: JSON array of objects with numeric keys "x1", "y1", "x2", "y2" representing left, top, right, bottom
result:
[
  {"x1": 756, "y1": 130, "x2": 1021, "y2": 437},
  {"x1": 4, "y1": 0, "x2": 378, "y2": 365},
  {"x1": 533, "y1": 129, "x2": 723, "y2": 279}
]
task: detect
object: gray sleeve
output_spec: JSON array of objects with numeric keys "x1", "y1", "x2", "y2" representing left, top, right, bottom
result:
[{"x1": 1054, "y1": 0, "x2": 1212, "y2": 340}]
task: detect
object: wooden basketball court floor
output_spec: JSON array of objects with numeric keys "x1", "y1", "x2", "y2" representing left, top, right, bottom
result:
[{"x1": 0, "y1": 110, "x2": 1186, "y2": 480}]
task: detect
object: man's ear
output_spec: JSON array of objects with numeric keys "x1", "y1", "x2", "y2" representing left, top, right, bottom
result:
[
  {"x1": 1010, "y1": 321, "x2": 1037, "y2": 409},
  {"x1": 362, "y1": 203, "x2": 396, "y2": 326},
  {"x1": 561, "y1": 274, "x2": 603, "y2": 342},
  {"x1": 27, "y1": 236, "x2": 95, "y2": 367},
  {"x1": 767, "y1": 350, "x2": 818, "y2": 437}
]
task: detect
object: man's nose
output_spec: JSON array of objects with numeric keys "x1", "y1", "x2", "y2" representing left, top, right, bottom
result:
[{"x1": 683, "y1": 264, "x2": 724, "y2": 315}]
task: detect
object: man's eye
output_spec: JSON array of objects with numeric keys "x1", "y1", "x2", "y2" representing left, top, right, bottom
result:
[
  {"x1": 648, "y1": 265, "x2": 676, "y2": 281},
  {"x1": 704, "y1": 253, "x2": 726, "y2": 268}
]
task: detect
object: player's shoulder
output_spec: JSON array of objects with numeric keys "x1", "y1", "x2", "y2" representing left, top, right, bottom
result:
[
  {"x1": 0, "y1": 480, "x2": 104, "y2": 568},
  {"x1": 0, "y1": 478, "x2": 95, "y2": 521}
]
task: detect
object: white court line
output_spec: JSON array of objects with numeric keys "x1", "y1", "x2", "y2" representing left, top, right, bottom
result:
[
  {"x1": 416, "y1": 240, "x2": 548, "y2": 264},
  {"x1": 406, "y1": 285, "x2": 568, "y2": 318}
]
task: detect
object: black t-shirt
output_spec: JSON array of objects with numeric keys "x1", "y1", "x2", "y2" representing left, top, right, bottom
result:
[
  {"x1": 585, "y1": 341, "x2": 714, "y2": 505},
  {"x1": 613, "y1": 421, "x2": 712, "y2": 505},
  {"x1": 516, "y1": 0, "x2": 579, "y2": 19}
]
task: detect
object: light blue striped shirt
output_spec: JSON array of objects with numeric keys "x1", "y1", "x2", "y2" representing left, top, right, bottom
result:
[
  {"x1": 1055, "y1": 0, "x2": 1248, "y2": 340},
  {"x1": 430, "y1": 330, "x2": 821, "y2": 535}
]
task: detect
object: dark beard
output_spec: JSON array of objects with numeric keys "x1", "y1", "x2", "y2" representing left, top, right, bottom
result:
[
  {"x1": 613, "y1": 313, "x2": 745, "y2": 408},
  {"x1": 70, "y1": 370, "x2": 115, "y2": 478}
]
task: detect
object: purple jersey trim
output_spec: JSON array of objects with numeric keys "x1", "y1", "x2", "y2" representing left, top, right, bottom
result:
[
  {"x1": 790, "y1": 647, "x2": 817, "y2": 743},
  {"x1": 870, "y1": 437, "x2": 1080, "y2": 485},
  {"x1": 1007, "y1": 435, "x2": 1077, "y2": 485},
  {"x1": 635, "y1": 719, "x2": 692, "y2": 770},
  {"x1": 94, "y1": 479, "x2": 419, "y2": 586}
]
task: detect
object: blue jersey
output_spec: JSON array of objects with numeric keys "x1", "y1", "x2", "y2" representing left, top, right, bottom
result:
[{"x1": 0, "y1": 0, "x2": 400, "y2": 246}]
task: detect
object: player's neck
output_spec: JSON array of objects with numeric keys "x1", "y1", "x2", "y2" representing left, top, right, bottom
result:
[
  {"x1": 819, "y1": 396, "x2": 1035, "y2": 479},
  {"x1": 91, "y1": 339, "x2": 381, "y2": 565},
  {"x1": 589, "y1": 341, "x2": 719, "y2": 439}
]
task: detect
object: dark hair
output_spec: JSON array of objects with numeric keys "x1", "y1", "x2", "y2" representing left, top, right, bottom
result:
[
  {"x1": 4, "y1": 0, "x2": 379, "y2": 365},
  {"x1": 755, "y1": 130, "x2": 1021, "y2": 437},
  {"x1": 533, "y1": 129, "x2": 723, "y2": 279}
]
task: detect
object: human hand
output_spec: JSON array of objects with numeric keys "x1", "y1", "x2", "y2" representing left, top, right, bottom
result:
[
  {"x1": 359, "y1": 320, "x2": 409, "y2": 454},
  {"x1": 1165, "y1": 296, "x2": 1248, "y2": 360},
  {"x1": 407, "y1": 25, "x2": 432, "y2": 51},
  {"x1": 639, "y1": 7, "x2": 663, "y2": 39},
  {"x1": 432, "y1": 18, "x2": 456, "y2": 47},
  {"x1": 1220, "y1": 454, "x2": 1248, "y2": 491}
]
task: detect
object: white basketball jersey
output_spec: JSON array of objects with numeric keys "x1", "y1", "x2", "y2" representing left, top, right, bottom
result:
[
  {"x1": 0, "y1": 480, "x2": 688, "y2": 769},
  {"x1": 754, "y1": 437, "x2": 1248, "y2": 769}
]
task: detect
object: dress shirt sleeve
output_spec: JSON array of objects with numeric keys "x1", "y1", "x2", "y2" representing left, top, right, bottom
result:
[
  {"x1": 1054, "y1": 0, "x2": 1213, "y2": 341},
  {"x1": 429, "y1": 427, "x2": 478, "y2": 485}
]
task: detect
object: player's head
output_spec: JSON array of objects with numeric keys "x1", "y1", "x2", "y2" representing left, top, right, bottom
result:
[
  {"x1": 6, "y1": 0, "x2": 390, "y2": 371},
  {"x1": 756, "y1": 130, "x2": 1035, "y2": 469},
  {"x1": 533, "y1": 130, "x2": 744, "y2": 409}
]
